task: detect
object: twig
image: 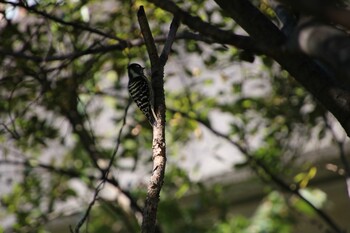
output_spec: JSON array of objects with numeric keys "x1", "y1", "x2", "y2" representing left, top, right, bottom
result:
[
  {"x1": 138, "y1": 6, "x2": 162, "y2": 233},
  {"x1": 0, "y1": 156, "x2": 145, "y2": 226},
  {"x1": 137, "y1": 6, "x2": 178, "y2": 233},
  {"x1": 72, "y1": 100, "x2": 130, "y2": 233},
  {"x1": 0, "y1": 0, "x2": 125, "y2": 43},
  {"x1": 71, "y1": 181, "x2": 104, "y2": 233},
  {"x1": 0, "y1": 159, "x2": 95, "y2": 181},
  {"x1": 0, "y1": 44, "x2": 124, "y2": 62},
  {"x1": 147, "y1": 0, "x2": 261, "y2": 52},
  {"x1": 323, "y1": 114, "x2": 350, "y2": 199},
  {"x1": 159, "y1": 16, "x2": 180, "y2": 66},
  {"x1": 0, "y1": 122, "x2": 20, "y2": 139},
  {"x1": 137, "y1": 6, "x2": 160, "y2": 70},
  {"x1": 0, "y1": 30, "x2": 228, "y2": 63},
  {"x1": 104, "y1": 100, "x2": 131, "y2": 176},
  {"x1": 64, "y1": 107, "x2": 101, "y2": 170},
  {"x1": 99, "y1": 198, "x2": 139, "y2": 233}
]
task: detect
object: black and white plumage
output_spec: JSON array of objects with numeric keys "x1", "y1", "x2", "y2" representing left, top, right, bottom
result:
[{"x1": 127, "y1": 63, "x2": 157, "y2": 126}]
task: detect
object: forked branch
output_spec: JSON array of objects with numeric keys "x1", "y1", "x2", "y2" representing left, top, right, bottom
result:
[{"x1": 137, "y1": 6, "x2": 179, "y2": 233}]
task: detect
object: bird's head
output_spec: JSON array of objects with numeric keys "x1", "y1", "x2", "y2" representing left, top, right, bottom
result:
[{"x1": 128, "y1": 63, "x2": 144, "y2": 79}]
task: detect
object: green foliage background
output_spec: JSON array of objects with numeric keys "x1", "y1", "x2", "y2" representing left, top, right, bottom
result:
[{"x1": 0, "y1": 0, "x2": 344, "y2": 233}]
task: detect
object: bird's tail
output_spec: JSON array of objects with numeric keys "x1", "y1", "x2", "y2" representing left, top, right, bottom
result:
[{"x1": 149, "y1": 107, "x2": 157, "y2": 126}]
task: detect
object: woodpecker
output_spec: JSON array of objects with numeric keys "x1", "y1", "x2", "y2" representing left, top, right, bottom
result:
[{"x1": 127, "y1": 63, "x2": 157, "y2": 126}]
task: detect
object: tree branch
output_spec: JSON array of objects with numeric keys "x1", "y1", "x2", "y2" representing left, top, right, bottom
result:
[
  {"x1": 72, "y1": 97, "x2": 131, "y2": 233},
  {"x1": 0, "y1": 159, "x2": 95, "y2": 180},
  {"x1": 159, "y1": 16, "x2": 180, "y2": 67},
  {"x1": 0, "y1": 0, "x2": 125, "y2": 43},
  {"x1": 214, "y1": 0, "x2": 285, "y2": 45},
  {"x1": 147, "y1": 0, "x2": 261, "y2": 53},
  {"x1": 71, "y1": 179, "x2": 104, "y2": 233},
  {"x1": 212, "y1": 0, "x2": 350, "y2": 138},
  {"x1": 138, "y1": 6, "x2": 160, "y2": 70},
  {"x1": 0, "y1": 156, "x2": 145, "y2": 224},
  {"x1": 275, "y1": 0, "x2": 350, "y2": 30},
  {"x1": 0, "y1": 31, "x2": 219, "y2": 63},
  {"x1": 137, "y1": 6, "x2": 175, "y2": 233},
  {"x1": 323, "y1": 114, "x2": 350, "y2": 199},
  {"x1": 64, "y1": 108, "x2": 102, "y2": 169},
  {"x1": 0, "y1": 44, "x2": 125, "y2": 62}
]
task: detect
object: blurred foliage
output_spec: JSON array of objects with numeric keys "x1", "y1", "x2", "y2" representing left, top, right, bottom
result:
[
  {"x1": 209, "y1": 191, "x2": 292, "y2": 233},
  {"x1": 0, "y1": 0, "x2": 340, "y2": 233}
]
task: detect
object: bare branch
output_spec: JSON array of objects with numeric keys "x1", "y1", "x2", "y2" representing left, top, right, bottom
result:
[
  {"x1": 104, "y1": 100, "x2": 131, "y2": 176},
  {"x1": 137, "y1": 6, "x2": 160, "y2": 70},
  {"x1": 322, "y1": 114, "x2": 350, "y2": 199},
  {"x1": 0, "y1": 30, "x2": 229, "y2": 63},
  {"x1": 0, "y1": 159, "x2": 95, "y2": 181},
  {"x1": 0, "y1": 0, "x2": 125, "y2": 43},
  {"x1": 137, "y1": 5, "x2": 174, "y2": 233},
  {"x1": 0, "y1": 44, "x2": 125, "y2": 62},
  {"x1": 0, "y1": 156, "x2": 145, "y2": 231},
  {"x1": 72, "y1": 99, "x2": 130, "y2": 233},
  {"x1": 64, "y1": 108, "x2": 102, "y2": 169},
  {"x1": 71, "y1": 180, "x2": 104, "y2": 233},
  {"x1": 147, "y1": 0, "x2": 261, "y2": 52},
  {"x1": 159, "y1": 16, "x2": 180, "y2": 67}
]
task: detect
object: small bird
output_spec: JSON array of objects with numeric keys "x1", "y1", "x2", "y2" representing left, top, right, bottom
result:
[{"x1": 127, "y1": 63, "x2": 157, "y2": 126}]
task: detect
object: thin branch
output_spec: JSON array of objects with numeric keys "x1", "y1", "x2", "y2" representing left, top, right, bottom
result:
[
  {"x1": 0, "y1": 31, "x2": 227, "y2": 63},
  {"x1": 0, "y1": 157, "x2": 145, "y2": 226},
  {"x1": 0, "y1": 122, "x2": 20, "y2": 139},
  {"x1": 213, "y1": 0, "x2": 285, "y2": 46},
  {"x1": 71, "y1": 180, "x2": 104, "y2": 233},
  {"x1": 339, "y1": 140, "x2": 350, "y2": 200},
  {"x1": 137, "y1": 6, "x2": 173, "y2": 233},
  {"x1": 99, "y1": 198, "x2": 140, "y2": 233},
  {"x1": 169, "y1": 108, "x2": 344, "y2": 233},
  {"x1": 172, "y1": 31, "x2": 218, "y2": 44},
  {"x1": 104, "y1": 99, "x2": 131, "y2": 176},
  {"x1": 63, "y1": 104, "x2": 101, "y2": 170},
  {"x1": 0, "y1": 159, "x2": 95, "y2": 181},
  {"x1": 0, "y1": 97, "x2": 141, "y2": 232},
  {"x1": 72, "y1": 99, "x2": 130, "y2": 233},
  {"x1": 323, "y1": 114, "x2": 350, "y2": 199},
  {"x1": 138, "y1": 6, "x2": 160, "y2": 70},
  {"x1": 147, "y1": 0, "x2": 261, "y2": 52},
  {"x1": 0, "y1": 44, "x2": 124, "y2": 62},
  {"x1": 159, "y1": 16, "x2": 180, "y2": 67},
  {"x1": 0, "y1": 0, "x2": 126, "y2": 43}
]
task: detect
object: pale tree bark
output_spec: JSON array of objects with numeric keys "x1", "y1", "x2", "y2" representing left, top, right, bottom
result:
[{"x1": 137, "y1": 6, "x2": 179, "y2": 233}]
